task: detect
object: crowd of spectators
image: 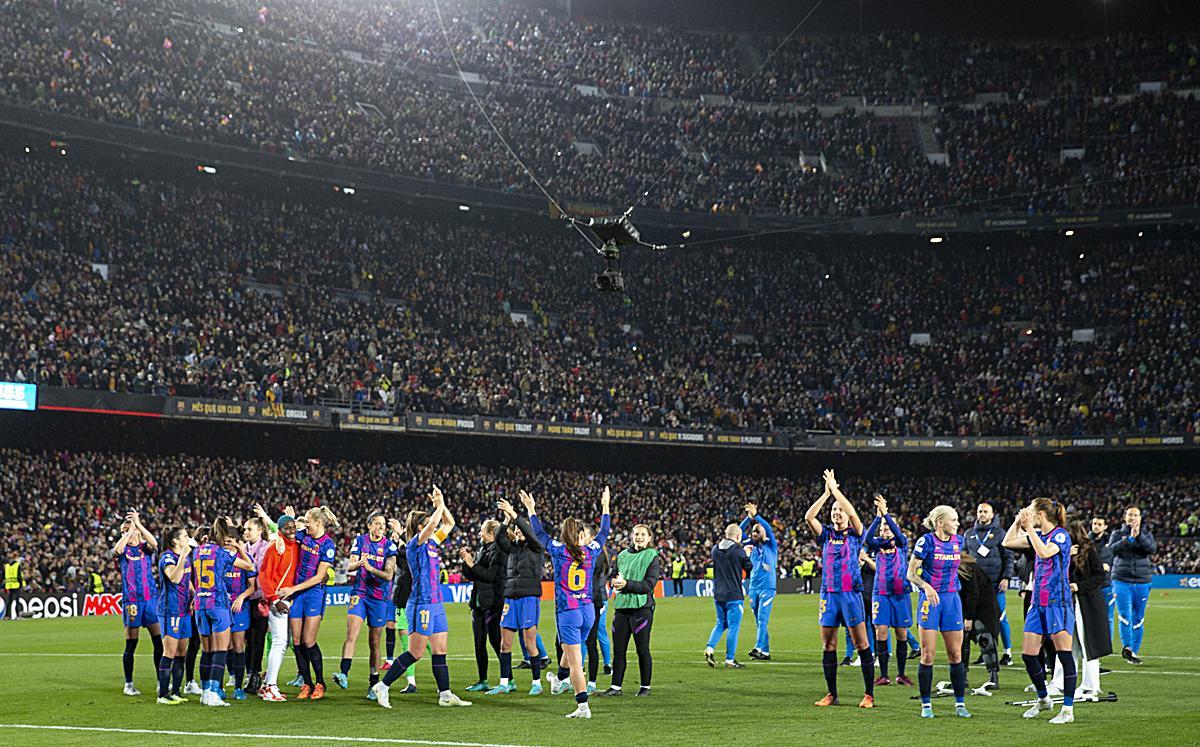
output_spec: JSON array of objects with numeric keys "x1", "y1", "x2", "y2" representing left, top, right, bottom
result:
[
  {"x1": 2, "y1": 447, "x2": 1197, "y2": 595},
  {"x1": 1, "y1": 1, "x2": 1199, "y2": 216},
  {"x1": 2, "y1": 150, "x2": 1198, "y2": 436}
]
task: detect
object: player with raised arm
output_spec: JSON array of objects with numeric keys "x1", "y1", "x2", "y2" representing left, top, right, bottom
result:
[
  {"x1": 739, "y1": 503, "x2": 778, "y2": 661},
  {"x1": 863, "y1": 494, "x2": 914, "y2": 687},
  {"x1": 155, "y1": 527, "x2": 193, "y2": 705},
  {"x1": 371, "y1": 486, "x2": 472, "y2": 709},
  {"x1": 335, "y1": 511, "x2": 399, "y2": 697},
  {"x1": 529, "y1": 486, "x2": 612, "y2": 719},
  {"x1": 805, "y1": 469, "x2": 875, "y2": 709},
  {"x1": 908, "y1": 504, "x2": 971, "y2": 719},
  {"x1": 225, "y1": 524, "x2": 258, "y2": 700},
  {"x1": 193, "y1": 516, "x2": 256, "y2": 707},
  {"x1": 1004, "y1": 498, "x2": 1077, "y2": 725},
  {"x1": 487, "y1": 497, "x2": 546, "y2": 696},
  {"x1": 113, "y1": 510, "x2": 162, "y2": 697},
  {"x1": 279, "y1": 506, "x2": 338, "y2": 700}
]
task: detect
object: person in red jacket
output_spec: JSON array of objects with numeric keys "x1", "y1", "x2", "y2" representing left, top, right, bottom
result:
[{"x1": 258, "y1": 513, "x2": 298, "y2": 702}]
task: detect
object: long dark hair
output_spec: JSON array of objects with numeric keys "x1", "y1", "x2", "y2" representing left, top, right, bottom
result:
[
  {"x1": 1069, "y1": 520, "x2": 1095, "y2": 568},
  {"x1": 212, "y1": 515, "x2": 236, "y2": 545},
  {"x1": 405, "y1": 509, "x2": 430, "y2": 541},
  {"x1": 560, "y1": 517, "x2": 585, "y2": 565}
]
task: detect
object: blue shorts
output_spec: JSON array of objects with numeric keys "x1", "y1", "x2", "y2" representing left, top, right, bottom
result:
[
  {"x1": 288, "y1": 587, "x2": 327, "y2": 619},
  {"x1": 230, "y1": 605, "x2": 251, "y2": 633},
  {"x1": 556, "y1": 605, "x2": 596, "y2": 646},
  {"x1": 348, "y1": 594, "x2": 390, "y2": 628},
  {"x1": 873, "y1": 593, "x2": 913, "y2": 628},
  {"x1": 501, "y1": 597, "x2": 541, "y2": 630},
  {"x1": 123, "y1": 598, "x2": 159, "y2": 629},
  {"x1": 160, "y1": 609, "x2": 192, "y2": 639},
  {"x1": 386, "y1": 599, "x2": 396, "y2": 623},
  {"x1": 917, "y1": 590, "x2": 964, "y2": 632},
  {"x1": 195, "y1": 607, "x2": 232, "y2": 636},
  {"x1": 1025, "y1": 603, "x2": 1074, "y2": 637},
  {"x1": 819, "y1": 590, "x2": 865, "y2": 628},
  {"x1": 407, "y1": 601, "x2": 449, "y2": 636}
]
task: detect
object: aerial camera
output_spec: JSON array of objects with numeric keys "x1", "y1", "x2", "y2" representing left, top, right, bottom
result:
[{"x1": 560, "y1": 209, "x2": 666, "y2": 293}]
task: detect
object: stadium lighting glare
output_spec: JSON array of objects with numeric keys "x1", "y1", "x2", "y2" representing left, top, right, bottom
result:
[
  {"x1": 929, "y1": 236, "x2": 943, "y2": 244},
  {"x1": 1138, "y1": 231, "x2": 1144, "y2": 237},
  {"x1": 1064, "y1": 229, "x2": 1075, "y2": 236},
  {"x1": 59, "y1": 148, "x2": 66, "y2": 156},
  {"x1": 682, "y1": 230, "x2": 691, "y2": 239},
  {"x1": 824, "y1": 274, "x2": 830, "y2": 280},
  {"x1": 1079, "y1": 253, "x2": 1085, "y2": 259},
  {"x1": 458, "y1": 204, "x2": 470, "y2": 211},
  {"x1": 197, "y1": 165, "x2": 217, "y2": 174},
  {"x1": 24, "y1": 146, "x2": 30, "y2": 153},
  {"x1": 1024, "y1": 328, "x2": 1034, "y2": 335},
  {"x1": 342, "y1": 187, "x2": 356, "y2": 195}
]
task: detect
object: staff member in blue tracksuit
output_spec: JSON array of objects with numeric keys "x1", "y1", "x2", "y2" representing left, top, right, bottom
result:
[
  {"x1": 739, "y1": 503, "x2": 778, "y2": 661},
  {"x1": 1089, "y1": 516, "x2": 1115, "y2": 642},
  {"x1": 964, "y1": 502, "x2": 1015, "y2": 665},
  {"x1": 1109, "y1": 505, "x2": 1156, "y2": 665},
  {"x1": 704, "y1": 524, "x2": 752, "y2": 669}
]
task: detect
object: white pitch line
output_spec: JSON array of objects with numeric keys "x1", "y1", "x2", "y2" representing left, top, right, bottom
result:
[{"x1": 0, "y1": 724, "x2": 542, "y2": 747}]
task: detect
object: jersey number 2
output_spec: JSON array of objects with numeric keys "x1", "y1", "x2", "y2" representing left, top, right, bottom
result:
[{"x1": 567, "y1": 562, "x2": 587, "y2": 591}]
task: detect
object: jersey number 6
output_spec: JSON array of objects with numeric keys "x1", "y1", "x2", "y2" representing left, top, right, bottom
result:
[{"x1": 567, "y1": 563, "x2": 587, "y2": 592}]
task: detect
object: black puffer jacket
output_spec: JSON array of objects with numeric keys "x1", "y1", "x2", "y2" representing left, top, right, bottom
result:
[
  {"x1": 495, "y1": 516, "x2": 544, "y2": 599},
  {"x1": 463, "y1": 541, "x2": 507, "y2": 611}
]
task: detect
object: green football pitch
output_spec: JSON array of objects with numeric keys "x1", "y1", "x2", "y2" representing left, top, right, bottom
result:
[{"x1": 2, "y1": 593, "x2": 1198, "y2": 746}]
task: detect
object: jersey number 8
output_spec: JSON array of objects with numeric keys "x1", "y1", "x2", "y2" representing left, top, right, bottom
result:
[
  {"x1": 197, "y1": 559, "x2": 215, "y2": 589},
  {"x1": 567, "y1": 562, "x2": 587, "y2": 592}
]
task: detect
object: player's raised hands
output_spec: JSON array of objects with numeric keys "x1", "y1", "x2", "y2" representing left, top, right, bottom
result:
[
  {"x1": 823, "y1": 469, "x2": 839, "y2": 491},
  {"x1": 518, "y1": 490, "x2": 536, "y2": 514},
  {"x1": 601, "y1": 485, "x2": 611, "y2": 513},
  {"x1": 744, "y1": 502, "x2": 757, "y2": 517},
  {"x1": 498, "y1": 498, "x2": 518, "y2": 520},
  {"x1": 874, "y1": 494, "x2": 887, "y2": 516},
  {"x1": 431, "y1": 485, "x2": 445, "y2": 508}
]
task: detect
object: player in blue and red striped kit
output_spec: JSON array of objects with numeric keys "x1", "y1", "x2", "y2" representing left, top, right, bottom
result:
[
  {"x1": 336, "y1": 511, "x2": 399, "y2": 696},
  {"x1": 371, "y1": 486, "x2": 472, "y2": 709},
  {"x1": 1004, "y1": 498, "x2": 1077, "y2": 725},
  {"x1": 193, "y1": 516, "x2": 256, "y2": 707},
  {"x1": 224, "y1": 529, "x2": 258, "y2": 700},
  {"x1": 112, "y1": 510, "x2": 162, "y2": 697},
  {"x1": 528, "y1": 485, "x2": 611, "y2": 719},
  {"x1": 863, "y1": 494, "x2": 914, "y2": 688},
  {"x1": 907, "y1": 504, "x2": 971, "y2": 718},
  {"x1": 280, "y1": 505, "x2": 339, "y2": 700},
  {"x1": 805, "y1": 469, "x2": 875, "y2": 709},
  {"x1": 155, "y1": 527, "x2": 193, "y2": 705}
]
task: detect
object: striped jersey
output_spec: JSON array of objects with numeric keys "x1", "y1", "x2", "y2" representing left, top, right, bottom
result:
[
  {"x1": 157, "y1": 550, "x2": 193, "y2": 616},
  {"x1": 1032, "y1": 527, "x2": 1072, "y2": 607},
  {"x1": 531, "y1": 513, "x2": 611, "y2": 612},
  {"x1": 863, "y1": 515, "x2": 911, "y2": 596},
  {"x1": 406, "y1": 533, "x2": 445, "y2": 605},
  {"x1": 819, "y1": 524, "x2": 863, "y2": 593},
  {"x1": 295, "y1": 529, "x2": 336, "y2": 585},
  {"x1": 118, "y1": 542, "x2": 158, "y2": 603},
  {"x1": 223, "y1": 546, "x2": 256, "y2": 603},
  {"x1": 192, "y1": 542, "x2": 235, "y2": 610},
  {"x1": 912, "y1": 532, "x2": 963, "y2": 593},
  {"x1": 352, "y1": 533, "x2": 399, "y2": 601}
]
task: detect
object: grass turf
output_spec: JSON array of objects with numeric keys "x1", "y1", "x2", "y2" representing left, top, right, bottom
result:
[{"x1": 1, "y1": 592, "x2": 1198, "y2": 745}]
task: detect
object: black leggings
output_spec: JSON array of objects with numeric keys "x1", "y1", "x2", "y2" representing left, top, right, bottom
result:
[
  {"x1": 611, "y1": 608, "x2": 653, "y2": 688},
  {"x1": 553, "y1": 602, "x2": 602, "y2": 681},
  {"x1": 471, "y1": 606, "x2": 502, "y2": 681},
  {"x1": 247, "y1": 601, "x2": 269, "y2": 674}
]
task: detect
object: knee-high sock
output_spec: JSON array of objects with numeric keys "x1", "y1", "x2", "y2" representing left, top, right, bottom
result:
[
  {"x1": 1057, "y1": 651, "x2": 1076, "y2": 707},
  {"x1": 123, "y1": 638, "x2": 138, "y2": 683},
  {"x1": 295, "y1": 643, "x2": 312, "y2": 686},
  {"x1": 157, "y1": 652, "x2": 172, "y2": 697},
  {"x1": 401, "y1": 632, "x2": 415, "y2": 677},
  {"x1": 382, "y1": 651, "x2": 418, "y2": 687},
  {"x1": 918, "y1": 663, "x2": 934, "y2": 705},
  {"x1": 171, "y1": 656, "x2": 185, "y2": 695},
  {"x1": 386, "y1": 628, "x2": 396, "y2": 660},
  {"x1": 199, "y1": 650, "x2": 212, "y2": 688},
  {"x1": 949, "y1": 661, "x2": 967, "y2": 703},
  {"x1": 150, "y1": 634, "x2": 163, "y2": 673},
  {"x1": 500, "y1": 651, "x2": 513, "y2": 683},
  {"x1": 308, "y1": 643, "x2": 325, "y2": 685},
  {"x1": 877, "y1": 644, "x2": 890, "y2": 679},
  {"x1": 858, "y1": 647, "x2": 875, "y2": 696},
  {"x1": 233, "y1": 649, "x2": 246, "y2": 689},
  {"x1": 896, "y1": 639, "x2": 908, "y2": 677},
  {"x1": 1023, "y1": 652, "x2": 1048, "y2": 698},
  {"x1": 822, "y1": 649, "x2": 838, "y2": 699},
  {"x1": 432, "y1": 653, "x2": 450, "y2": 693},
  {"x1": 210, "y1": 650, "x2": 227, "y2": 693},
  {"x1": 341, "y1": 657, "x2": 353, "y2": 676},
  {"x1": 187, "y1": 630, "x2": 200, "y2": 680}
]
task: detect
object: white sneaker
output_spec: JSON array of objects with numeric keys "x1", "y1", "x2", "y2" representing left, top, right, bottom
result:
[
  {"x1": 1049, "y1": 706, "x2": 1075, "y2": 725},
  {"x1": 850, "y1": 655, "x2": 860, "y2": 666},
  {"x1": 123, "y1": 683, "x2": 141, "y2": 696},
  {"x1": 1046, "y1": 684, "x2": 1063, "y2": 697},
  {"x1": 1023, "y1": 697, "x2": 1052, "y2": 719},
  {"x1": 551, "y1": 677, "x2": 571, "y2": 695},
  {"x1": 184, "y1": 680, "x2": 202, "y2": 695},
  {"x1": 202, "y1": 690, "x2": 230, "y2": 707},
  {"x1": 438, "y1": 692, "x2": 472, "y2": 707},
  {"x1": 566, "y1": 704, "x2": 592, "y2": 719},
  {"x1": 371, "y1": 682, "x2": 391, "y2": 709}
]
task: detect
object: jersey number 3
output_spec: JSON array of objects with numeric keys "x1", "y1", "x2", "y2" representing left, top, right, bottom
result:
[
  {"x1": 567, "y1": 562, "x2": 587, "y2": 592},
  {"x1": 197, "y1": 559, "x2": 215, "y2": 589}
]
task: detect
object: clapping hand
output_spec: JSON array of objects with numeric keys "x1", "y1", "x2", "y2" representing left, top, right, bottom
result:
[
  {"x1": 519, "y1": 490, "x2": 536, "y2": 515},
  {"x1": 744, "y1": 503, "x2": 757, "y2": 518},
  {"x1": 873, "y1": 494, "x2": 887, "y2": 516},
  {"x1": 498, "y1": 499, "x2": 518, "y2": 520},
  {"x1": 601, "y1": 486, "x2": 611, "y2": 513}
]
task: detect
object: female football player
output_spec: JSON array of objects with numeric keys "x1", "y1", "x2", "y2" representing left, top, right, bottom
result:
[
  {"x1": 279, "y1": 506, "x2": 338, "y2": 700},
  {"x1": 336, "y1": 511, "x2": 398, "y2": 695},
  {"x1": 155, "y1": 527, "x2": 193, "y2": 705},
  {"x1": 487, "y1": 498, "x2": 546, "y2": 695},
  {"x1": 908, "y1": 505, "x2": 970, "y2": 718},
  {"x1": 194, "y1": 516, "x2": 256, "y2": 706},
  {"x1": 113, "y1": 510, "x2": 161, "y2": 696}
]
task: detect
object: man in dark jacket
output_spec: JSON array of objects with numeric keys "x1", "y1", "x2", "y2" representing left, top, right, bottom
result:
[
  {"x1": 460, "y1": 519, "x2": 506, "y2": 691},
  {"x1": 703, "y1": 524, "x2": 752, "y2": 669},
  {"x1": 959, "y1": 556, "x2": 1001, "y2": 688},
  {"x1": 964, "y1": 502, "x2": 1014, "y2": 664},
  {"x1": 1089, "y1": 516, "x2": 1116, "y2": 642},
  {"x1": 1109, "y1": 505, "x2": 1157, "y2": 664}
]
